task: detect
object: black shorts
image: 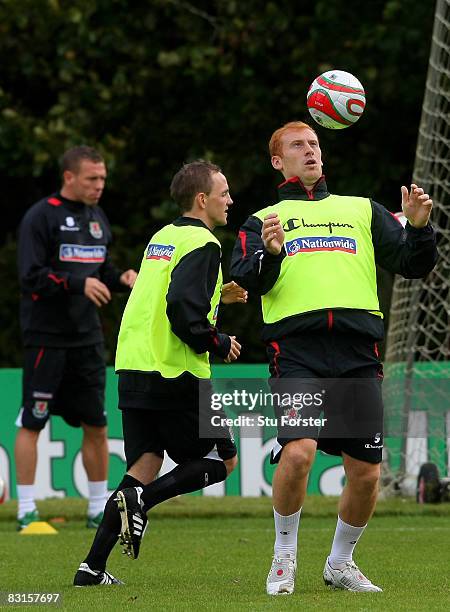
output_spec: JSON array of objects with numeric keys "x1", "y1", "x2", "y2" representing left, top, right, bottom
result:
[
  {"x1": 17, "y1": 344, "x2": 106, "y2": 431},
  {"x1": 267, "y1": 332, "x2": 384, "y2": 464},
  {"x1": 119, "y1": 376, "x2": 237, "y2": 468}
]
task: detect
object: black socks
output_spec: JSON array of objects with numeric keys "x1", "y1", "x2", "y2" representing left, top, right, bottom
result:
[
  {"x1": 83, "y1": 460, "x2": 228, "y2": 570},
  {"x1": 141, "y1": 458, "x2": 227, "y2": 511},
  {"x1": 84, "y1": 474, "x2": 143, "y2": 571}
]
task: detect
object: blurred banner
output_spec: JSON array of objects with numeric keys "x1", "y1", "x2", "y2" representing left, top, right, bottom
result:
[
  {"x1": 1, "y1": 364, "x2": 448, "y2": 500},
  {"x1": 0, "y1": 365, "x2": 345, "y2": 499}
]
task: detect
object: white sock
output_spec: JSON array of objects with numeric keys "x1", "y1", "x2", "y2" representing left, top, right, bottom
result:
[
  {"x1": 87, "y1": 480, "x2": 107, "y2": 517},
  {"x1": 328, "y1": 516, "x2": 366, "y2": 569},
  {"x1": 273, "y1": 507, "x2": 301, "y2": 558},
  {"x1": 17, "y1": 484, "x2": 37, "y2": 519}
]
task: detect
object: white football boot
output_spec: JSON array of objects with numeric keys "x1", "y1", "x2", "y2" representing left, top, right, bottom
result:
[
  {"x1": 266, "y1": 553, "x2": 297, "y2": 595},
  {"x1": 323, "y1": 558, "x2": 382, "y2": 592}
]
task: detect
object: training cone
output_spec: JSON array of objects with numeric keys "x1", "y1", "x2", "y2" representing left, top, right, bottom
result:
[{"x1": 19, "y1": 521, "x2": 58, "y2": 535}]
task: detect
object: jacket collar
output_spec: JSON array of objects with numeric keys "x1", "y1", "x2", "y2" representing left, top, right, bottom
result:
[
  {"x1": 277, "y1": 175, "x2": 329, "y2": 202},
  {"x1": 56, "y1": 192, "x2": 90, "y2": 213},
  {"x1": 174, "y1": 216, "x2": 215, "y2": 234}
]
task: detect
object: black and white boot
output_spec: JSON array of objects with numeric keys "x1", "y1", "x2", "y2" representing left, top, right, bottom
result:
[
  {"x1": 116, "y1": 487, "x2": 148, "y2": 560},
  {"x1": 73, "y1": 562, "x2": 124, "y2": 587}
]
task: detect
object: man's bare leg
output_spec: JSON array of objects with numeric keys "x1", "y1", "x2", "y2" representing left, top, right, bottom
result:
[{"x1": 15, "y1": 427, "x2": 40, "y2": 522}]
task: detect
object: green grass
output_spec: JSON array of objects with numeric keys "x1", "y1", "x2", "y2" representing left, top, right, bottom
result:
[{"x1": 1, "y1": 497, "x2": 449, "y2": 611}]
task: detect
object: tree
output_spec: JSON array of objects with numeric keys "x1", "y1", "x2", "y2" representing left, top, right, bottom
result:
[{"x1": 0, "y1": 0, "x2": 435, "y2": 365}]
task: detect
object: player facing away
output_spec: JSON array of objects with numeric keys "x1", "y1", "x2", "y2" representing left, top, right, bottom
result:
[
  {"x1": 230, "y1": 121, "x2": 437, "y2": 594},
  {"x1": 74, "y1": 160, "x2": 244, "y2": 586}
]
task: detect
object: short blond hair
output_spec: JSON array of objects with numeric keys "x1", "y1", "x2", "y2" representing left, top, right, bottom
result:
[{"x1": 269, "y1": 121, "x2": 318, "y2": 157}]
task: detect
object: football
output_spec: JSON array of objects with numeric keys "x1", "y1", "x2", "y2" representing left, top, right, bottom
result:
[
  {"x1": 0, "y1": 475, "x2": 6, "y2": 504},
  {"x1": 307, "y1": 70, "x2": 366, "y2": 129}
]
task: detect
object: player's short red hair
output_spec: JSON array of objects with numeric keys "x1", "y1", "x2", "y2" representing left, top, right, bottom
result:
[{"x1": 269, "y1": 121, "x2": 318, "y2": 157}]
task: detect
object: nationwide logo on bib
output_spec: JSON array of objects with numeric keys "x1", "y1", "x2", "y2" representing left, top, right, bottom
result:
[
  {"x1": 59, "y1": 244, "x2": 107, "y2": 263},
  {"x1": 146, "y1": 243, "x2": 175, "y2": 261},
  {"x1": 286, "y1": 236, "x2": 357, "y2": 256}
]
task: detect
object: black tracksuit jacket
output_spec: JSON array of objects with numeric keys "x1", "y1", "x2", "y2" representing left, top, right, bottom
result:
[
  {"x1": 230, "y1": 177, "x2": 438, "y2": 342},
  {"x1": 18, "y1": 193, "x2": 125, "y2": 347}
]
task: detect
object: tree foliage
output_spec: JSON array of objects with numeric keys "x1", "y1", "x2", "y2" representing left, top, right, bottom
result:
[{"x1": 0, "y1": 0, "x2": 435, "y2": 365}]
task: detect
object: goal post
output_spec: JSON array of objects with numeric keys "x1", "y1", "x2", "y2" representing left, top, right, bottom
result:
[{"x1": 383, "y1": 0, "x2": 450, "y2": 495}]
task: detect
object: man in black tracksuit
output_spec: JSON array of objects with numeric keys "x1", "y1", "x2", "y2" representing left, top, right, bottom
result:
[
  {"x1": 16, "y1": 146, "x2": 137, "y2": 531},
  {"x1": 230, "y1": 121, "x2": 437, "y2": 595}
]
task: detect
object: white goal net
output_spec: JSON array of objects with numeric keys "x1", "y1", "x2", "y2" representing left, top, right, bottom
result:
[{"x1": 384, "y1": 0, "x2": 450, "y2": 495}]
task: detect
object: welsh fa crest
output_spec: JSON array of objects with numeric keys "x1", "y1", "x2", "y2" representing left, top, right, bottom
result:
[
  {"x1": 32, "y1": 401, "x2": 48, "y2": 419},
  {"x1": 89, "y1": 221, "x2": 103, "y2": 239},
  {"x1": 284, "y1": 406, "x2": 299, "y2": 419}
]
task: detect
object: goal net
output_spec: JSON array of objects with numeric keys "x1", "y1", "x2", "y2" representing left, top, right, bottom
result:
[{"x1": 383, "y1": 0, "x2": 450, "y2": 495}]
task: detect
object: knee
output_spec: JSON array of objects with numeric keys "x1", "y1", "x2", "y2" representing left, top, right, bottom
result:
[
  {"x1": 16, "y1": 427, "x2": 40, "y2": 442},
  {"x1": 282, "y1": 441, "x2": 315, "y2": 475},
  {"x1": 224, "y1": 454, "x2": 238, "y2": 475},
  {"x1": 82, "y1": 424, "x2": 107, "y2": 442},
  {"x1": 347, "y1": 464, "x2": 381, "y2": 493},
  {"x1": 128, "y1": 452, "x2": 164, "y2": 484}
]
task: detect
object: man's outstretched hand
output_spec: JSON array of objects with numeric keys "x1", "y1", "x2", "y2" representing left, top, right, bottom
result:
[
  {"x1": 262, "y1": 213, "x2": 285, "y2": 255},
  {"x1": 401, "y1": 184, "x2": 433, "y2": 229}
]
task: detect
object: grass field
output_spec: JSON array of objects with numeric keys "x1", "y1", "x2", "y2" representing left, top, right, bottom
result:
[{"x1": 1, "y1": 496, "x2": 449, "y2": 611}]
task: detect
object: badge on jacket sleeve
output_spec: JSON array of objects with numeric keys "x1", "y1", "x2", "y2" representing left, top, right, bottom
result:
[{"x1": 89, "y1": 221, "x2": 103, "y2": 239}]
